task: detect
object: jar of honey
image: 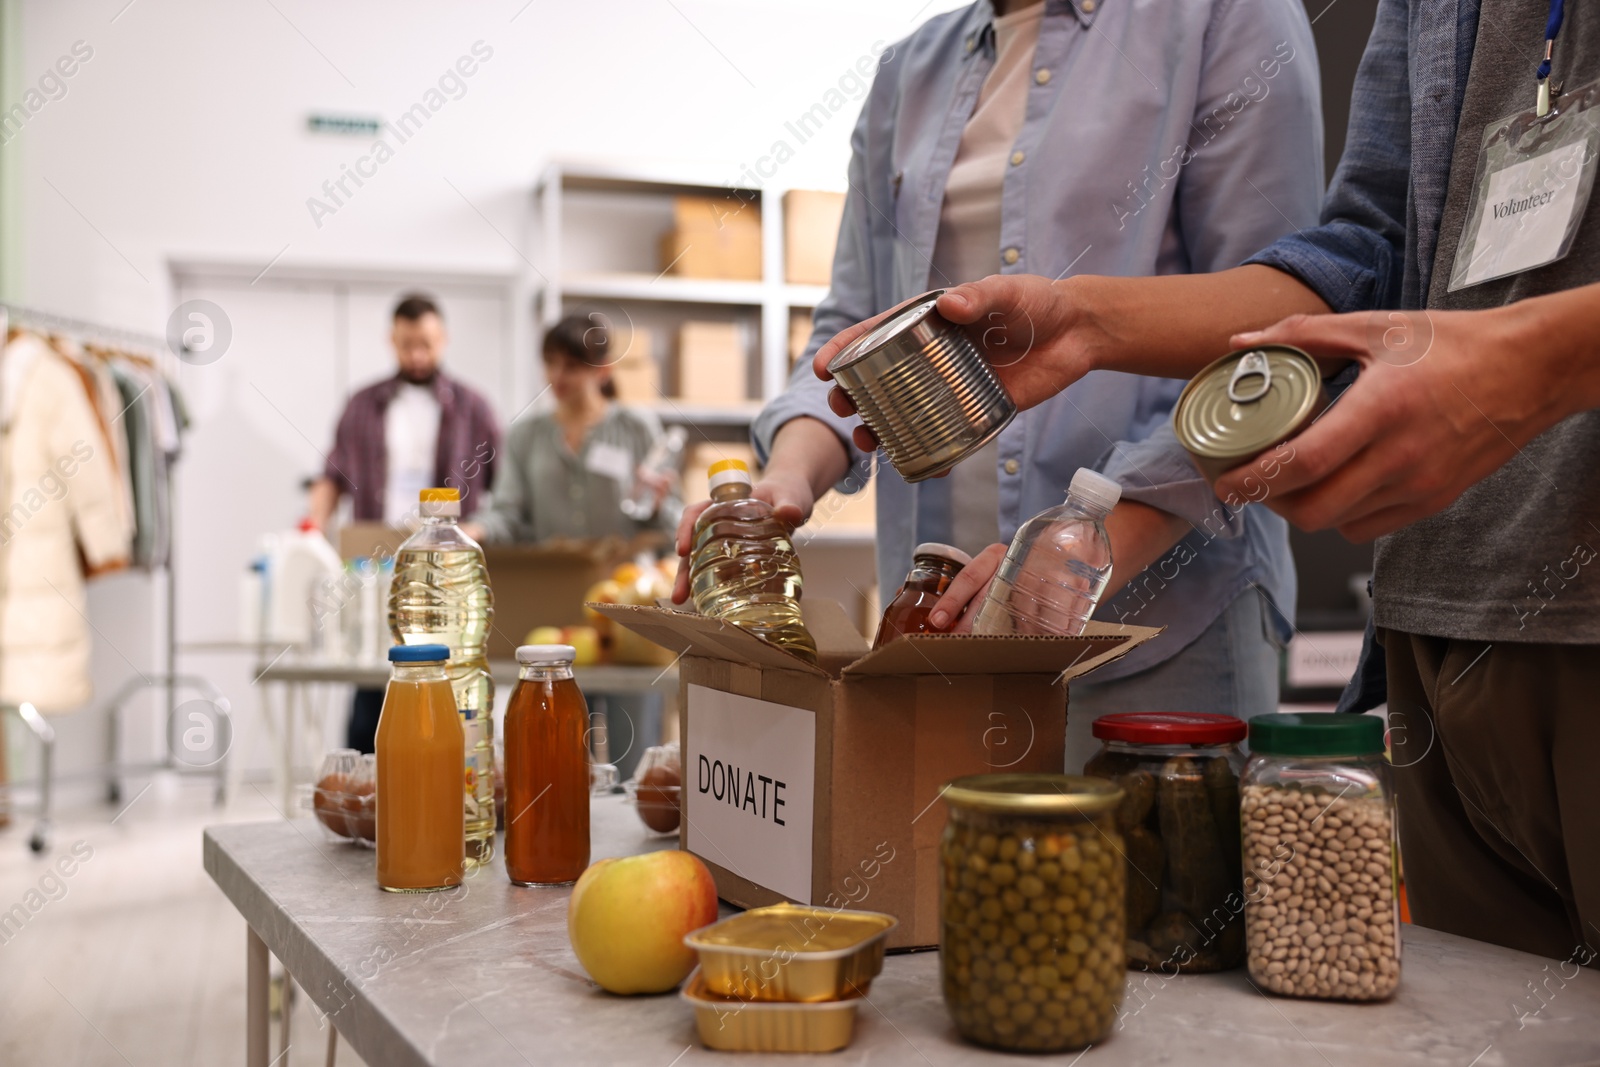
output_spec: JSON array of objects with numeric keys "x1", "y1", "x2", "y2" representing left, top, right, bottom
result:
[
  {"x1": 873, "y1": 543, "x2": 971, "y2": 648},
  {"x1": 504, "y1": 644, "x2": 591, "y2": 886},
  {"x1": 376, "y1": 644, "x2": 466, "y2": 893}
]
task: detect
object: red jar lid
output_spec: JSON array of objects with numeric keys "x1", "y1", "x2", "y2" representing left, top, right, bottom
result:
[{"x1": 1092, "y1": 712, "x2": 1246, "y2": 745}]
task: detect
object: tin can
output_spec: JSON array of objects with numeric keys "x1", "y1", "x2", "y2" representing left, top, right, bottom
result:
[
  {"x1": 1172, "y1": 345, "x2": 1328, "y2": 481},
  {"x1": 827, "y1": 291, "x2": 1016, "y2": 482}
]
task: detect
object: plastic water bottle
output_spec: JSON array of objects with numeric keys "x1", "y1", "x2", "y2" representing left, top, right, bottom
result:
[
  {"x1": 689, "y1": 458, "x2": 817, "y2": 662},
  {"x1": 973, "y1": 468, "x2": 1121, "y2": 637},
  {"x1": 621, "y1": 425, "x2": 687, "y2": 521},
  {"x1": 388, "y1": 488, "x2": 497, "y2": 865}
]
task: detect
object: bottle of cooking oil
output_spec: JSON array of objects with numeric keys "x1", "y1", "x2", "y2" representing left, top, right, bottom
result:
[
  {"x1": 388, "y1": 487, "x2": 496, "y2": 865},
  {"x1": 689, "y1": 459, "x2": 817, "y2": 662}
]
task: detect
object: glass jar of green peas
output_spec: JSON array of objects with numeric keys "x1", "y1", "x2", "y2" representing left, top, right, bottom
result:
[{"x1": 939, "y1": 774, "x2": 1127, "y2": 1052}]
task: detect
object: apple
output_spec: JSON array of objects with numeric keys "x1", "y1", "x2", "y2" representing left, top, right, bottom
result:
[
  {"x1": 524, "y1": 625, "x2": 565, "y2": 647},
  {"x1": 562, "y1": 625, "x2": 602, "y2": 666},
  {"x1": 568, "y1": 850, "x2": 718, "y2": 994}
]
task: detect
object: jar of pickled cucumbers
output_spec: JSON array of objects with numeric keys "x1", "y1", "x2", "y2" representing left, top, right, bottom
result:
[
  {"x1": 1082, "y1": 712, "x2": 1247, "y2": 973},
  {"x1": 939, "y1": 774, "x2": 1126, "y2": 1052},
  {"x1": 1241, "y1": 713, "x2": 1399, "y2": 1001}
]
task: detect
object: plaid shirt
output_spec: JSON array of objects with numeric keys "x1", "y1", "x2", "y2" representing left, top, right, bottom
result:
[{"x1": 324, "y1": 371, "x2": 500, "y2": 521}]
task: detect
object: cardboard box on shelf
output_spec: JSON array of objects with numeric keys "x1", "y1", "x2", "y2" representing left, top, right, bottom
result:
[
  {"x1": 675, "y1": 321, "x2": 748, "y2": 406},
  {"x1": 660, "y1": 196, "x2": 762, "y2": 281},
  {"x1": 789, "y1": 307, "x2": 813, "y2": 369},
  {"x1": 610, "y1": 327, "x2": 660, "y2": 405},
  {"x1": 595, "y1": 600, "x2": 1160, "y2": 950},
  {"x1": 783, "y1": 190, "x2": 846, "y2": 285}
]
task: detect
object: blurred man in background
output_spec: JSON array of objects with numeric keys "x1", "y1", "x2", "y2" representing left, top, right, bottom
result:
[
  {"x1": 311, "y1": 293, "x2": 501, "y2": 752},
  {"x1": 309, "y1": 292, "x2": 500, "y2": 530}
]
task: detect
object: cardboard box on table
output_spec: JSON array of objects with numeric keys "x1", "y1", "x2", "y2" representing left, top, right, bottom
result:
[
  {"x1": 596, "y1": 599, "x2": 1159, "y2": 949},
  {"x1": 482, "y1": 536, "x2": 663, "y2": 660}
]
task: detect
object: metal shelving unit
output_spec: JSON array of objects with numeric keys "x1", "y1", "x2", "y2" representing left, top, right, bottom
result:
[{"x1": 532, "y1": 160, "x2": 835, "y2": 423}]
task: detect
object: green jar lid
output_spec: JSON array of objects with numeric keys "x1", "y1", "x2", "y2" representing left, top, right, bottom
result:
[{"x1": 1248, "y1": 713, "x2": 1384, "y2": 757}]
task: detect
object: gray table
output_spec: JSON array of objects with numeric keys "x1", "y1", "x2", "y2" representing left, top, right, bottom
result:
[{"x1": 204, "y1": 798, "x2": 1600, "y2": 1067}]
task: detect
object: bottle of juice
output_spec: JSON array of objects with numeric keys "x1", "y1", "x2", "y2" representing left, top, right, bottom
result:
[
  {"x1": 503, "y1": 644, "x2": 590, "y2": 886},
  {"x1": 688, "y1": 459, "x2": 817, "y2": 662},
  {"x1": 388, "y1": 487, "x2": 496, "y2": 865},
  {"x1": 376, "y1": 644, "x2": 465, "y2": 893},
  {"x1": 873, "y1": 542, "x2": 971, "y2": 648},
  {"x1": 974, "y1": 468, "x2": 1121, "y2": 637}
]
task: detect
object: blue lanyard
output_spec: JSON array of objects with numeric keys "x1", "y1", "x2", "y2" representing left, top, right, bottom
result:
[{"x1": 1536, "y1": 0, "x2": 1566, "y2": 115}]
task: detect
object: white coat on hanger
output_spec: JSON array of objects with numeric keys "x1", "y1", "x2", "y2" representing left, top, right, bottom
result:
[{"x1": 0, "y1": 332, "x2": 133, "y2": 712}]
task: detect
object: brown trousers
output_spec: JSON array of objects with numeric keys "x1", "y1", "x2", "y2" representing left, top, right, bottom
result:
[{"x1": 1384, "y1": 630, "x2": 1600, "y2": 962}]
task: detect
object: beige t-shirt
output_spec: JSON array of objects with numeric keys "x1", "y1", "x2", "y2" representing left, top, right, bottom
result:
[{"x1": 931, "y1": 1, "x2": 1043, "y2": 556}]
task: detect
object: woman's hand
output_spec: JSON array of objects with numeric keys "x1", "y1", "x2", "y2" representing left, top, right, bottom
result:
[
  {"x1": 925, "y1": 544, "x2": 1006, "y2": 633},
  {"x1": 671, "y1": 466, "x2": 819, "y2": 604},
  {"x1": 814, "y1": 277, "x2": 1101, "y2": 452}
]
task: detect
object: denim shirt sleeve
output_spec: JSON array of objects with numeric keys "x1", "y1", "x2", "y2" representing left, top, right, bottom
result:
[
  {"x1": 1097, "y1": 0, "x2": 1325, "y2": 535},
  {"x1": 1246, "y1": 0, "x2": 1413, "y2": 312},
  {"x1": 751, "y1": 68, "x2": 889, "y2": 494}
]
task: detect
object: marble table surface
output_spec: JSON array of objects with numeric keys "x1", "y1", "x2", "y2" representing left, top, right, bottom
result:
[{"x1": 204, "y1": 798, "x2": 1600, "y2": 1067}]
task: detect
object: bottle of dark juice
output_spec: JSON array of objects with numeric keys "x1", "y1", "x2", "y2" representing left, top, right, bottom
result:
[
  {"x1": 873, "y1": 543, "x2": 971, "y2": 648},
  {"x1": 504, "y1": 644, "x2": 591, "y2": 886},
  {"x1": 376, "y1": 644, "x2": 466, "y2": 893}
]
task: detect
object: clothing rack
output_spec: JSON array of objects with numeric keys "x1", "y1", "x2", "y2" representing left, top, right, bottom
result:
[{"x1": 0, "y1": 303, "x2": 223, "y2": 852}]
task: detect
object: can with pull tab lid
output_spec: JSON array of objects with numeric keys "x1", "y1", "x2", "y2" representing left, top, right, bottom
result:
[
  {"x1": 826, "y1": 290, "x2": 1016, "y2": 483},
  {"x1": 1172, "y1": 345, "x2": 1328, "y2": 482}
]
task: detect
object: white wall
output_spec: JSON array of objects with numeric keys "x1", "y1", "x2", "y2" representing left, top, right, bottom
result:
[{"x1": 2, "y1": 0, "x2": 963, "y2": 796}]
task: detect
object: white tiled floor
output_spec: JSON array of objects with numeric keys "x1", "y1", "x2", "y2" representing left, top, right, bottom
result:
[{"x1": 0, "y1": 775, "x2": 368, "y2": 1067}]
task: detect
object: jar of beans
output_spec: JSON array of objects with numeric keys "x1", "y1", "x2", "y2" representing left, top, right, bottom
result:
[
  {"x1": 1083, "y1": 712, "x2": 1247, "y2": 973},
  {"x1": 939, "y1": 774, "x2": 1126, "y2": 1052},
  {"x1": 1240, "y1": 713, "x2": 1399, "y2": 1001}
]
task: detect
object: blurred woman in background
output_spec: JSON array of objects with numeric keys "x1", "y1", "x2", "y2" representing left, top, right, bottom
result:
[
  {"x1": 469, "y1": 314, "x2": 679, "y2": 781},
  {"x1": 472, "y1": 314, "x2": 678, "y2": 544}
]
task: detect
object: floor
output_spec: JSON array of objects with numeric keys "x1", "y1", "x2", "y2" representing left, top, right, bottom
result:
[{"x1": 0, "y1": 774, "x2": 369, "y2": 1067}]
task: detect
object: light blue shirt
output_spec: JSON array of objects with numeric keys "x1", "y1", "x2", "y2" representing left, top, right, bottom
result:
[{"x1": 755, "y1": 0, "x2": 1324, "y2": 680}]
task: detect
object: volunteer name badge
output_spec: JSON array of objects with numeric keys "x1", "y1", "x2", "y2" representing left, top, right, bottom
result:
[
  {"x1": 684, "y1": 684, "x2": 815, "y2": 903},
  {"x1": 585, "y1": 441, "x2": 633, "y2": 485},
  {"x1": 1450, "y1": 79, "x2": 1600, "y2": 291}
]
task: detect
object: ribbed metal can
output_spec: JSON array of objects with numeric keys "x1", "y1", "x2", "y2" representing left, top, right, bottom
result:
[
  {"x1": 826, "y1": 291, "x2": 1016, "y2": 483},
  {"x1": 1172, "y1": 345, "x2": 1328, "y2": 482}
]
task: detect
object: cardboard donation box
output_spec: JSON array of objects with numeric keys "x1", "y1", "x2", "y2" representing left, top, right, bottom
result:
[
  {"x1": 596, "y1": 599, "x2": 1160, "y2": 949},
  {"x1": 483, "y1": 537, "x2": 660, "y2": 660}
]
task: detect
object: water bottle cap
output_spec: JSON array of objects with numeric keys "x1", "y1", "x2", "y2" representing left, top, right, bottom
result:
[
  {"x1": 517, "y1": 644, "x2": 576, "y2": 665},
  {"x1": 418, "y1": 487, "x2": 461, "y2": 518},
  {"x1": 389, "y1": 644, "x2": 450, "y2": 663},
  {"x1": 912, "y1": 542, "x2": 973, "y2": 566},
  {"x1": 708, "y1": 458, "x2": 752, "y2": 491},
  {"x1": 1067, "y1": 469, "x2": 1121, "y2": 514}
]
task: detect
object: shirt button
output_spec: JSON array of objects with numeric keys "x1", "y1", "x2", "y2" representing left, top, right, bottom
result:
[
  {"x1": 1081, "y1": 0, "x2": 1096, "y2": 11},
  {"x1": 1003, "y1": 248, "x2": 1020, "y2": 265},
  {"x1": 1004, "y1": 459, "x2": 1020, "y2": 475},
  {"x1": 1010, "y1": 150, "x2": 1025, "y2": 166},
  {"x1": 1035, "y1": 68, "x2": 1051, "y2": 85}
]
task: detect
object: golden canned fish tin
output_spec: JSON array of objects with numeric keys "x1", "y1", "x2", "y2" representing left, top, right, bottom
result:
[
  {"x1": 827, "y1": 290, "x2": 1016, "y2": 482},
  {"x1": 683, "y1": 903, "x2": 897, "y2": 1002},
  {"x1": 1172, "y1": 345, "x2": 1328, "y2": 481},
  {"x1": 681, "y1": 969, "x2": 863, "y2": 1053}
]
